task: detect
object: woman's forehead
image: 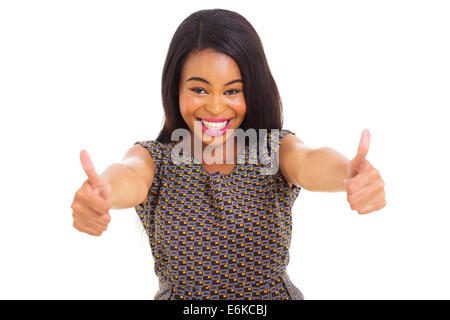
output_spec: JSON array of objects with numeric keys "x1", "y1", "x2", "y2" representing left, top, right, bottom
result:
[{"x1": 181, "y1": 49, "x2": 242, "y2": 80}]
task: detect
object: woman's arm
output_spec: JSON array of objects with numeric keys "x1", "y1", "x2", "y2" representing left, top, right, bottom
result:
[
  {"x1": 279, "y1": 134, "x2": 349, "y2": 192},
  {"x1": 280, "y1": 130, "x2": 386, "y2": 215},
  {"x1": 100, "y1": 144, "x2": 155, "y2": 209}
]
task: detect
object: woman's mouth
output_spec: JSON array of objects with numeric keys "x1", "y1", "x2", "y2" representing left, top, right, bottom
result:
[{"x1": 196, "y1": 117, "x2": 233, "y2": 136}]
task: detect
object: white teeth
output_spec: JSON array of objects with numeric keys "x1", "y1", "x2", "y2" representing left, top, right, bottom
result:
[{"x1": 201, "y1": 120, "x2": 228, "y2": 130}]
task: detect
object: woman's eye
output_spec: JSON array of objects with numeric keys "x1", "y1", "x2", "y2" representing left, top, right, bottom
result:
[
  {"x1": 225, "y1": 89, "x2": 240, "y2": 95},
  {"x1": 190, "y1": 88, "x2": 207, "y2": 94},
  {"x1": 190, "y1": 88, "x2": 241, "y2": 95}
]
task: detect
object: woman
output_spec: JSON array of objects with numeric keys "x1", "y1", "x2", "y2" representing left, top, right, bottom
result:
[{"x1": 70, "y1": 9, "x2": 386, "y2": 300}]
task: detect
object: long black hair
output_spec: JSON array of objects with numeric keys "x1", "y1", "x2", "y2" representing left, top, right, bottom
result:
[{"x1": 157, "y1": 8, "x2": 283, "y2": 144}]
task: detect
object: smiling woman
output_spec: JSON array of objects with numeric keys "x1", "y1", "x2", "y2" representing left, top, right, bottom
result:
[
  {"x1": 70, "y1": 7, "x2": 387, "y2": 301},
  {"x1": 157, "y1": 9, "x2": 283, "y2": 145},
  {"x1": 127, "y1": 9, "x2": 307, "y2": 300},
  {"x1": 179, "y1": 49, "x2": 246, "y2": 147}
]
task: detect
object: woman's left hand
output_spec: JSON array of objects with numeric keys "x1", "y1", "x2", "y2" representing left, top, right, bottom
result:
[{"x1": 344, "y1": 129, "x2": 386, "y2": 214}]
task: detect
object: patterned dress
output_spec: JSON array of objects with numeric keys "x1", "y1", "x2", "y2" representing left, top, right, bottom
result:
[{"x1": 134, "y1": 129, "x2": 304, "y2": 300}]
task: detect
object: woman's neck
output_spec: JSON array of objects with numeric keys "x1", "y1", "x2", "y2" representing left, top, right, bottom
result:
[{"x1": 177, "y1": 134, "x2": 242, "y2": 166}]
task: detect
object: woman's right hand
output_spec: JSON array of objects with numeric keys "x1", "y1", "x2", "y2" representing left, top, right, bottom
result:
[{"x1": 71, "y1": 150, "x2": 112, "y2": 236}]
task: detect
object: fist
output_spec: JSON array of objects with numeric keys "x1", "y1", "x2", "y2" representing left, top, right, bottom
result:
[
  {"x1": 345, "y1": 129, "x2": 386, "y2": 214},
  {"x1": 71, "y1": 150, "x2": 112, "y2": 236}
]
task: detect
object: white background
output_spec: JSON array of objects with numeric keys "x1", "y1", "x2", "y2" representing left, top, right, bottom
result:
[{"x1": 1, "y1": 0, "x2": 449, "y2": 299}]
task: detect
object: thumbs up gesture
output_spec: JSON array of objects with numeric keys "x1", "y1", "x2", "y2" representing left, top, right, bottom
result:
[
  {"x1": 345, "y1": 129, "x2": 386, "y2": 214},
  {"x1": 71, "y1": 150, "x2": 112, "y2": 236}
]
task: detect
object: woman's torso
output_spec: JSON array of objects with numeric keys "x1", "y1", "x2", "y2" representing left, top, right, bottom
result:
[{"x1": 134, "y1": 129, "x2": 303, "y2": 300}]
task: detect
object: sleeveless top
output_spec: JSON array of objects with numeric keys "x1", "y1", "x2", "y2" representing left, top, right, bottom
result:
[{"x1": 134, "y1": 129, "x2": 304, "y2": 300}]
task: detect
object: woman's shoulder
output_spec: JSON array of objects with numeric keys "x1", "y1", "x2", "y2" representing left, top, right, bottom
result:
[
  {"x1": 261, "y1": 128, "x2": 296, "y2": 139},
  {"x1": 133, "y1": 140, "x2": 177, "y2": 172},
  {"x1": 134, "y1": 139, "x2": 175, "y2": 156},
  {"x1": 262, "y1": 128, "x2": 299, "y2": 148},
  {"x1": 278, "y1": 128, "x2": 296, "y2": 139}
]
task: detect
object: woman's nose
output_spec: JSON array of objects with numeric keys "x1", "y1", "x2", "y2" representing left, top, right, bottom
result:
[{"x1": 205, "y1": 97, "x2": 227, "y2": 115}]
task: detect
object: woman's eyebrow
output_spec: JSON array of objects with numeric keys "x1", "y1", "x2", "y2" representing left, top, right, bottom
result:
[{"x1": 186, "y1": 77, "x2": 243, "y2": 86}]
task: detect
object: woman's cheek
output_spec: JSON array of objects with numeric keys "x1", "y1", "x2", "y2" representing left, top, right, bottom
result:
[
  {"x1": 180, "y1": 94, "x2": 202, "y2": 117},
  {"x1": 230, "y1": 96, "x2": 246, "y2": 117}
]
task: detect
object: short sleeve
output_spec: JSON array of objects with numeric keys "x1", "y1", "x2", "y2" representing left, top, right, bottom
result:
[
  {"x1": 133, "y1": 140, "x2": 165, "y2": 235},
  {"x1": 277, "y1": 129, "x2": 302, "y2": 198},
  {"x1": 134, "y1": 140, "x2": 163, "y2": 175}
]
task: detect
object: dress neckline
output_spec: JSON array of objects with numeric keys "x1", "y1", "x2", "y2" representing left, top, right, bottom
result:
[{"x1": 169, "y1": 140, "x2": 247, "y2": 178}]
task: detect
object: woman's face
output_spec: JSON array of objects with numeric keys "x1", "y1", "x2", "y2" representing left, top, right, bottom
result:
[{"x1": 179, "y1": 49, "x2": 246, "y2": 147}]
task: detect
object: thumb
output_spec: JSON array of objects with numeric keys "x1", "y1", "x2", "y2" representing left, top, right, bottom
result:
[
  {"x1": 80, "y1": 149, "x2": 101, "y2": 186},
  {"x1": 80, "y1": 150, "x2": 111, "y2": 200},
  {"x1": 348, "y1": 129, "x2": 371, "y2": 178}
]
